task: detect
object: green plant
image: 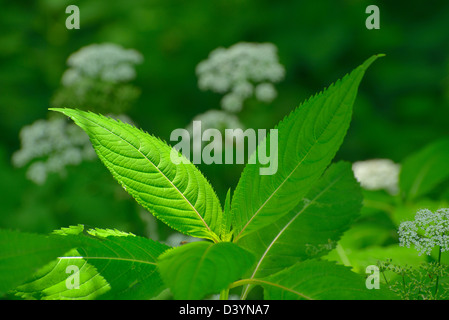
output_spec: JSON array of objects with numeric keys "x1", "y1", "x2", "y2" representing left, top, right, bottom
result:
[
  {"x1": 0, "y1": 54, "x2": 395, "y2": 300},
  {"x1": 324, "y1": 136, "x2": 449, "y2": 298},
  {"x1": 377, "y1": 259, "x2": 449, "y2": 300},
  {"x1": 378, "y1": 207, "x2": 449, "y2": 300}
]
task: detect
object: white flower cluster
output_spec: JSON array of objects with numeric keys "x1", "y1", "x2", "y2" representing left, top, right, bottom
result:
[
  {"x1": 352, "y1": 159, "x2": 401, "y2": 195},
  {"x1": 12, "y1": 118, "x2": 97, "y2": 185},
  {"x1": 186, "y1": 110, "x2": 245, "y2": 154},
  {"x1": 187, "y1": 110, "x2": 244, "y2": 132},
  {"x1": 13, "y1": 114, "x2": 135, "y2": 185},
  {"x1": 398, "y1": 208, "x2": 449, "y2": 256},
  {"x1": 53, "y1": 43, "x2": 142, "y2": 115},
  {"x1": 196, "y1": 42, "x2": 285, "y2": 112},
  {"x1": 62, "y1": 43, "x2": 143, "y2": 86}
]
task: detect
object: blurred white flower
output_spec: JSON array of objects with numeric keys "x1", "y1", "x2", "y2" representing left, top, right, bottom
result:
[
  {"x1": 53, "y1": 43, "x2": 143, "y2": 115},
  {"x1": 255, "y1": 83, "x2": 277, "y2": 103},
  {"x1": 233, "y1": 81, "x2": 254, "y2": 99},
  {"x1": 196, "y1": 42, "x2": 284, "y2": 112},
  {"x1": 352, "y1": 158, "x2": 400, "y2": 195},
  {"x1": 62, "y1": 43, "x2": 143, "y2": 86},
  {"x1": 163, "y1": 232, "x2": 203, "y2": 247},
  {"x1": 187, "y1": 109, "x2": 244, "y2": 133},
  {"x1": 26, "y1": 162, "x2": 47, "y2": 186},
  {"x1": 12, "y1": 117, "x2": 97, "y2": 185},
  {"x1": 221, "y1": 93, "x2": 243, "y2": 113},
  {"x1": 185, "y1": 110, "x2": 245, "y2": 157},
  {"x1": 12, "y1": 113, "x2": 136, "y2": 185}
]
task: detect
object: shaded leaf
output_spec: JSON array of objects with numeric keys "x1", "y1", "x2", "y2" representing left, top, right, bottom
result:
[
  {"x1": 261, "y1": 259, "x2": 397, "y2": 300},
  {"x1": 0, "y1": 229, "x2": 76, "y2": 296},
  {"x1": 400, "y1": 138, "x2": 449, "y2": 201},
  {"x1": 158, "y1": 241, "x2": 254, "y2": 300},
  {"x1": 14, "y1": 225, "x2": 169, "y2": 300},
  {"x1": 238, "y1": 162, "x2": 362, "y2": 297}
]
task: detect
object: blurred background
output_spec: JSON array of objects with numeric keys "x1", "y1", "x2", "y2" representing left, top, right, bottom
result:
[{"x1": 1, "y1": 0, "x2": 449, "y2": 245}]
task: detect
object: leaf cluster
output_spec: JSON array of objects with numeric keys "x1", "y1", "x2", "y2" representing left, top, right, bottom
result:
[{"x1": 0, "y1": 55, "x2": 392, "y2": 300}]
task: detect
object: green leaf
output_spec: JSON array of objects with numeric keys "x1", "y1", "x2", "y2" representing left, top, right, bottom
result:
[
  {"x1": 50, "y1": 108, "x2": 223, "y2": 242},
  {"x1": 231, "y1": 55, "x2": 382, "y2": 242},
  {"x1": 238, "y1": 162, "x2": 362, "y2": 273},
  {"x1": 13, "y1": 225, "x2": 169, "y2": 300},
  {"x1": 0, "y1": 229, "x2": 76, "y2": 296},
  {"x1": 399, "y1": 138, "x2": 449, "y2": 201},
  {"x1": 220, "y1": 188, "x2": 233, "y2": 241},
  {"x1": 237, "y1": 162, "x2": 362, "y2": 298},
  {"x1": 260, "y1": 259, "x2": 397, "y2": 300},
  {"x1": 14, "y1": 248, "x2": 110, "y2": 300},
  {"x1": 158, "y1": 241, "x2": 254, "y2": 300}
]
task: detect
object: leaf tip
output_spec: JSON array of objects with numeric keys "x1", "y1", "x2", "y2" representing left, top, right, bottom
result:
[{"x1": 361, "y1": 53, "x2": 385, "y2": 70}]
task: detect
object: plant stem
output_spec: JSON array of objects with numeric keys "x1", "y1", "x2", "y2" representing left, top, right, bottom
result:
[
  {"x1": 230, "y1": 279, "x2": 256, "y2": 289},
  {"x1": 380, "y1": 270, "x2": 389, "y2": 286},
  {"x1": 336, "y1": 243, "x2": 351, "y2": 266},
  {"x1": 401, "y1": 271, "x2": 406, "y2": 293},
  {"x1": 219, "y1": 288, "x2": 229, "y2": 300},
  {"x1": 435, "y1": 246, "x2": 442, "y2": 298}
]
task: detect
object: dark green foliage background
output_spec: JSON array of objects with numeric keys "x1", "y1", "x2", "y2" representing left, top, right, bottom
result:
[{"x1": 1, "y1": 0, "x2": 449, "y2": 238}]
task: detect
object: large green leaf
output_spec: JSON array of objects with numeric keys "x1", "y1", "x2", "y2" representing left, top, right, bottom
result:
[
  {"x1": 399, "y1": 138, "x2": 449, "y2": 201},
  {"x1": 50, "y1": 108, "x2": 223, "y2": 242},
  {"x1": 13, "y1": 225, "x2": 169, "y2": 300},
  {"x1": 260, "y1": 259, "x2": 397, "y2": 300},
  {"x1": 231, "y1": 55, "x2": 382, "y2": 242},
  {"x1": 157, "y1": 241, "x2": 254, "y2": 300},
  {"x1": 238, "y1": 162, "x2": 362, "y2": 298},
  {"x1": 0, "y1": 229, "x2": 76, "y2": 296}
]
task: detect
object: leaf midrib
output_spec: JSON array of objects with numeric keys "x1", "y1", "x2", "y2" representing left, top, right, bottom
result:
[
  {"x1": 72, "y1": 112, "x2": 216, "y2": 239},
  {"x1": 58, "y1": 256, "x2": 157, "y2": 266}
]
